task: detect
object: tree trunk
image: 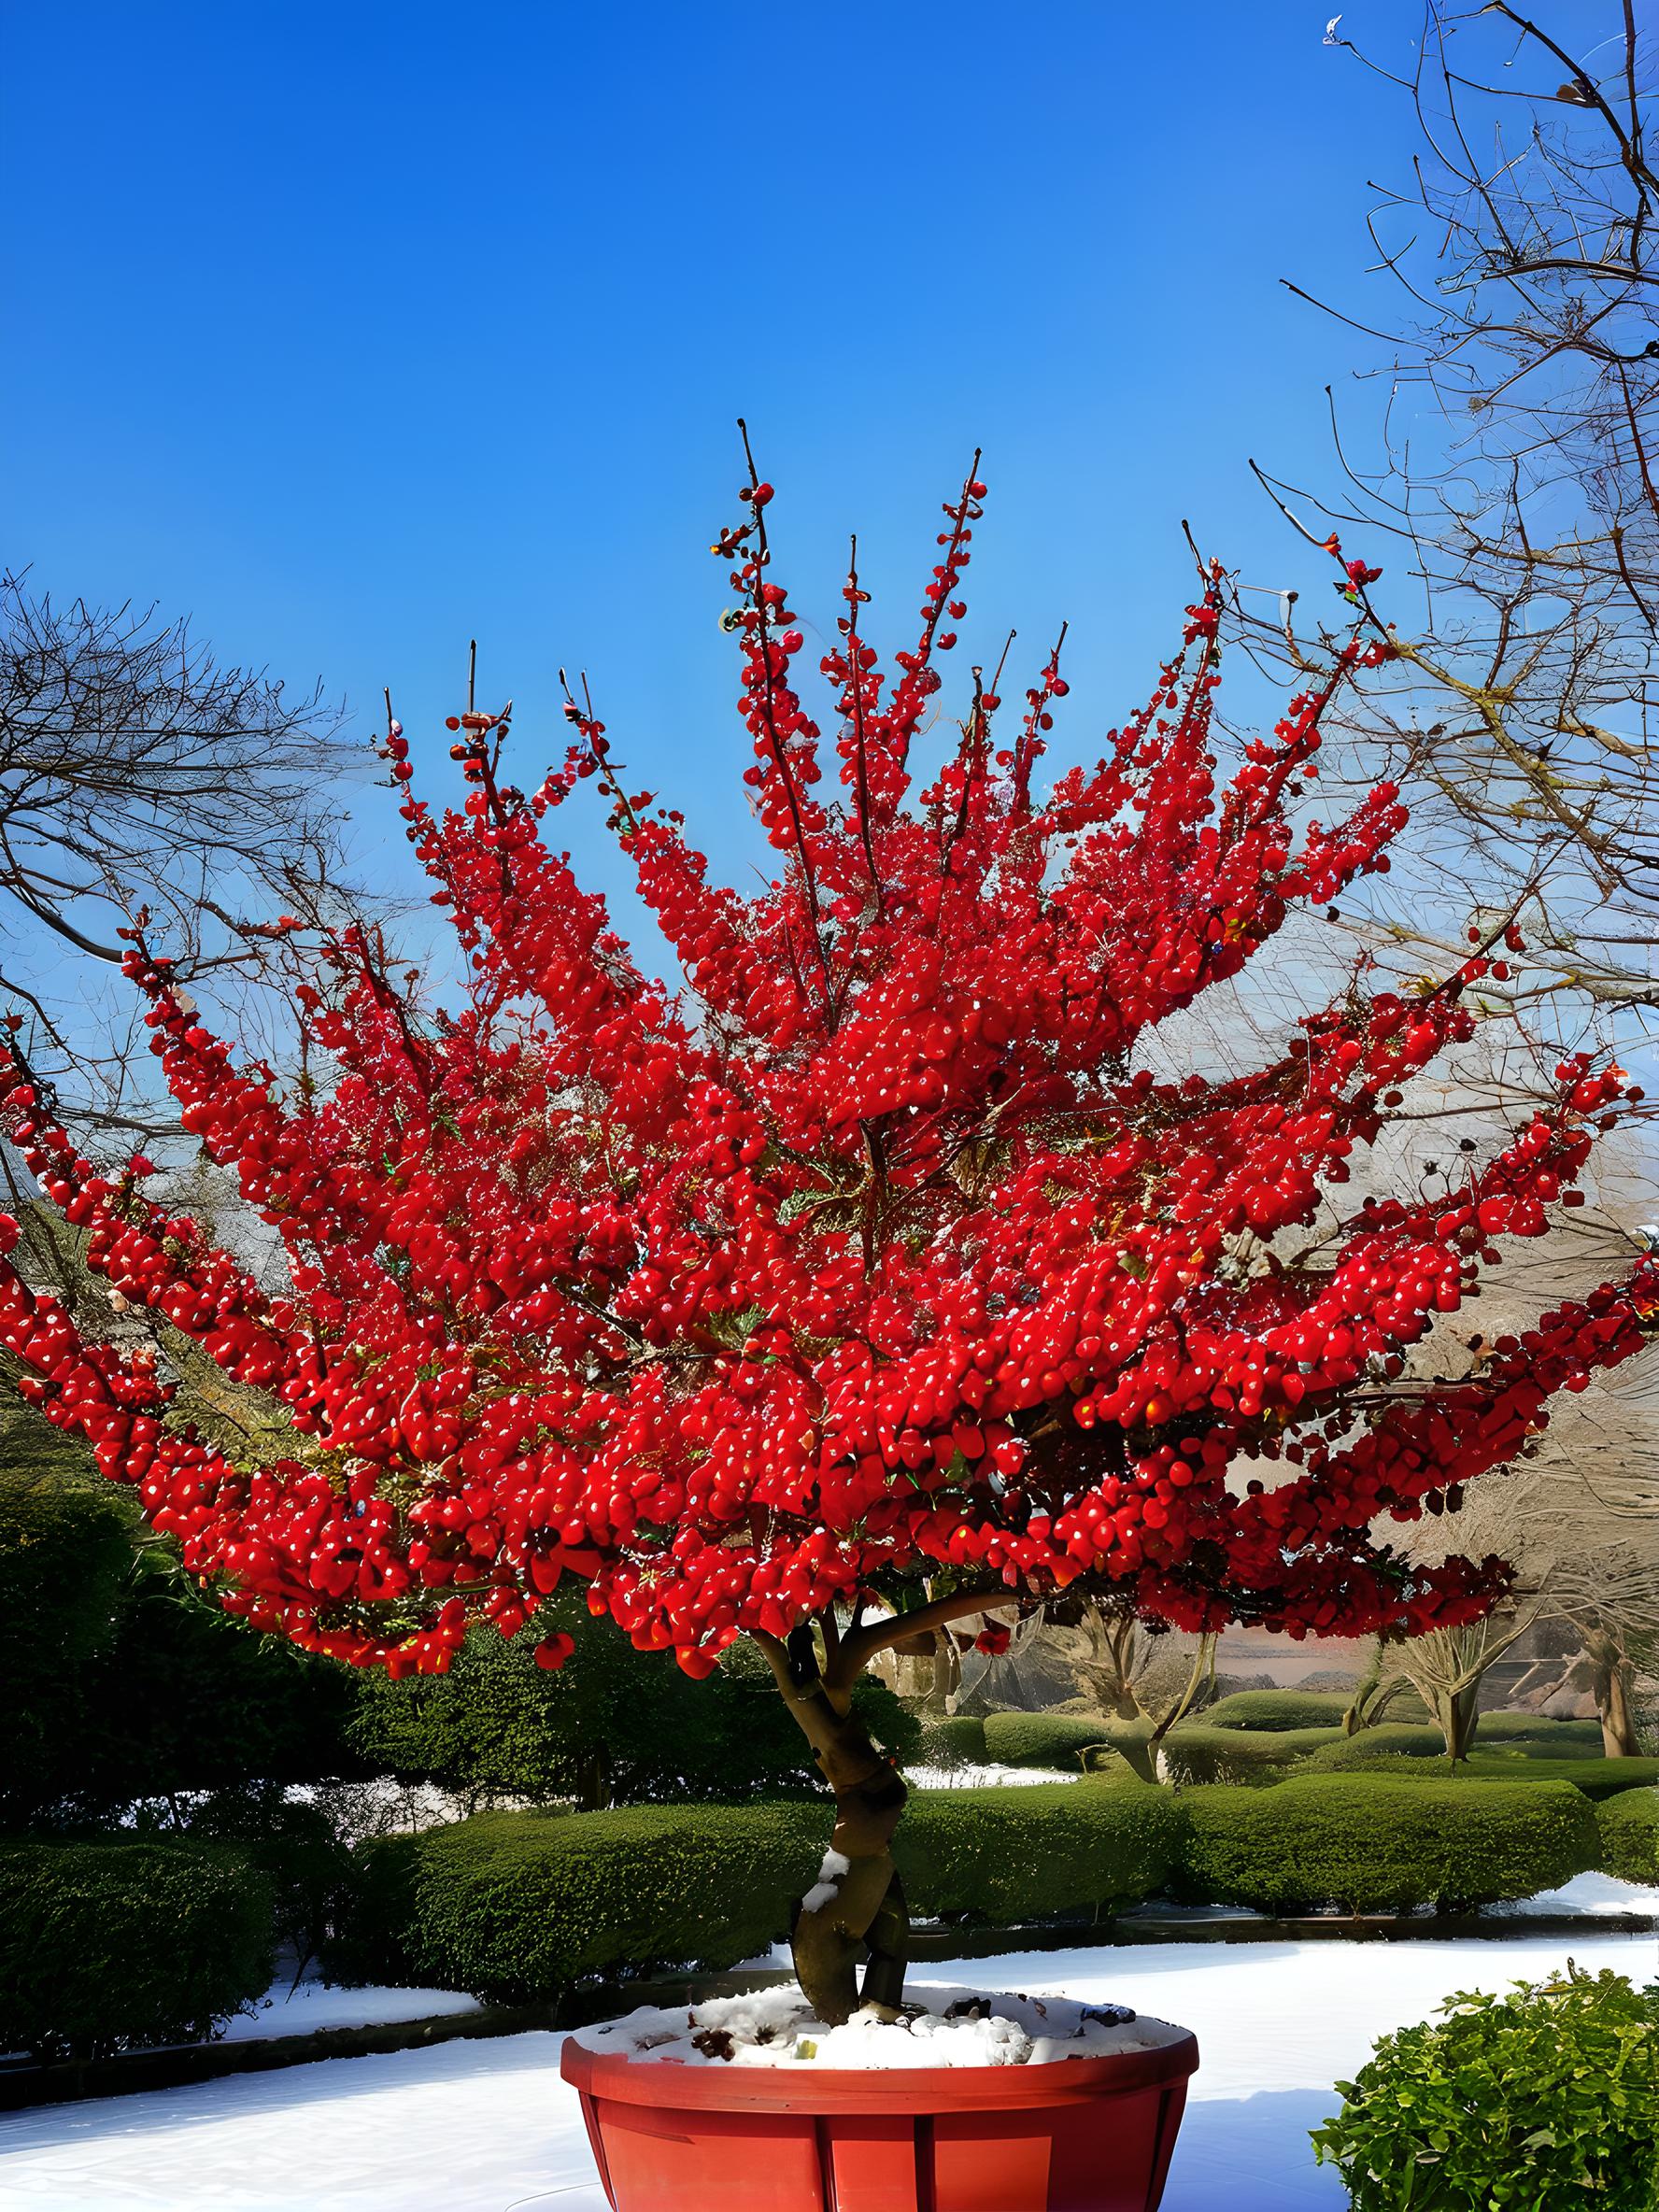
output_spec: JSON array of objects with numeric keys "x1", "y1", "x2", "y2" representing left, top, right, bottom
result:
[
  {"x1": 1582, "y1": 1627, "x2": 1642, "y2": 1758},
  {"x1": 1428, "y1": 1680, "x2": 1481, "y2": 1764},
  {"x1": 771, "y1": 1640, "x2": 911, "y2": 2026}
]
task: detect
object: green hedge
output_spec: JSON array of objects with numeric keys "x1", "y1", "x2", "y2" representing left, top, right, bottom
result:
[
  {"x1": 913, "y1": 1715, "x2": 987, "y2": 1768},
  {"x1": 331, "y1": 1801, "x2": 830, "y2": 2003},
  {"x1": 336, "y1": 1782, "x2": 1187, "y2": 1998},
  {"x1": 1302, "y1": 1724, "x2": 1458, "y2": 1770},
  {"x1": 0, "y1": 1837, "x2": 274, "y2": 2061},
  {"x1": 982, "y1": 1710, "x2": 1118, "y2": 1769},
  {"x1": 1477, "y1": 1713, "x2": 1601, "y2": 1749},
  {"x1": 1202, "y1": 1689, "x2": 1354, "y2": 1733},
  {"x1": 1181, "y1": 1778, "x2": 1596, "y2": 1915},
  {"x1": 1162, "y1": 1724, "x2": 1345, "y2": 1786},
  {"x1": 1298, "y1": 1751, "x2": 1657, "y2": 1800},
  {"x1": 894, "y1": 1780, "x2": 1184, "y2": 1926},
  {"x1": 1598, "y1": 1791, "x2": 1659, "y2": 1886}
]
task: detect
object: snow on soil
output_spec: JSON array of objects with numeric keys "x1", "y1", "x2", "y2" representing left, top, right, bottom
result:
[
  {"x1": 4, "y1": 1920, "x2": 1654, "y2": 2210},
  {"x1": 217, "y1": 1984, "x2": 480, "y2": 2043},
  {"x1": 571, "y1": 1980, "x2": 1184, "y2": 2069},
  {"x1": 905, "y1": 1761, "x2": 1076, "y2": 1789}
]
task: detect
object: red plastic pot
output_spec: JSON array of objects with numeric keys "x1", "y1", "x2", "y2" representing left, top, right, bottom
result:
[{"x1": 560, "y1": 2022, "x2": 1198, "y2": 2212}]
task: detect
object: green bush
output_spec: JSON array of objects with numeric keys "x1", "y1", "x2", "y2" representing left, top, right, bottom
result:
[
  {"x1": 0, "y1": 1836, "x2": 274, "y2": 2061},
  {"x1": 332, "y1": 1802, "x2": 831, "y2": 2001},
  {"x1": 1312, "y1": 1964, "x2": 1659, "y2": 2211},
  {"x1": 982, "y1": 1710, "x2": 1119, "y2": 1769},
  {"x1": 1477, "y1": 1712, "x2": 1601, "y2": 1749},
  {"x1": 1301, "y1": 1724, "x2": 1461, "y2": 1770},
  {"x1": 1201, "y1": 1689, "x2": 1354, "y2": 1733},
  {"x1": 913, "y1": 1714, "x2": 986, "y2": 1768},
  {"x1": 1598, "y1": 1791, "x2": 1659, "y2": 1887},
  {"x1": 1181, "y1": 1778, "x2": 1596, "y2": 1914},
  {"x1": 333, "y1": 1781, "x2": 1188, "y2": 1998},
  {"x1": 1303, "y1": 1751, "x2": 1658, "y2": 1800},
  {"x1": 1162, "y1": 1724, "x2": 1344, "y2": 1786},
  {"x1": 895, "y1": 1780, "x2": 1185, "y2": 1925}
]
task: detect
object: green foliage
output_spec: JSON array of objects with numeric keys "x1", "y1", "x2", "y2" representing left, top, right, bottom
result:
[
  {"x1": 334, "y1": 1780, "x2": 1187, "y2": 1998},
  {"x1": 1598, "y1": 1791, "x2": 1659, "y2": 1887},
  {"x1": 1181, "y1": 1778, "x2": 1596, "y2": 1915},
  {"x1": 1477, "y1": 1713, "x2": 1601, "y2": 1749},
  {"x1": 1297, "y1": 1751, "x2": 1659, "y2": 1800},
  {"x1": 0, "y1": 1836, "x2": 274, "y2": 2061},
  {"x1": 895, "y1": 1779, "x2": 1185, "y2": 1925},
  {"x1": 154, "y1": 1786, "x2": 351, "y2": 1971},
  {"x1": 349, "y1": 1598, "x2": 916, "y2": 1809},
  {"x1": 332, "y1": 1802, "x2": 831, "y2": 2002},
  {"x1": 0, "y1": 1418, "x2": 359, "y2": 1828},
  {"x1": 1312, "y1": 1964, "x2": 1659, "y2": 2211},
  {"x1": 982, "y1": 1709, "x2": 1121, "y2": 1768},
  {"x1": 1162, "y1": 1724, "x2": 1345, "y2": 1786},
  {"x1": 1302, "y1": 1724, "x2": 1466, "y2": 1770},
  {"x1": 913, "y1": 1714, "x2": 987, "y2": 1768},
  {"x1": 1202, "y1": 1689, "x2": 1354, "y2": 1732}
]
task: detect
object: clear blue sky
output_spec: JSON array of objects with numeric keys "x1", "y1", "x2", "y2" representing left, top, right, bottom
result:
[{"x1": 3, "y1": 1, "x2": 1421, "y2": 919}]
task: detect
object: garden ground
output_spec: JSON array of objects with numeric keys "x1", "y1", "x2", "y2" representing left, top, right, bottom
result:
[{"x1": 2, "y1": 1879, "x2": 1651, "y2": 2211}]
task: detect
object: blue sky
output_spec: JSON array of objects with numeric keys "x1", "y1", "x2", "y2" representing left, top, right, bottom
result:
[{"x1": 4, "y1": 1, "x2": 1422, "y2": 924}]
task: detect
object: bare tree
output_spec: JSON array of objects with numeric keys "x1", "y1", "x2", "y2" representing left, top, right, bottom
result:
[
  {"x1": 0, "y1": 573, "x2": 362, "y2": 1128},
  {"x1": 1237, "y1": 6, "x2": 1659, "y2": 1037}
]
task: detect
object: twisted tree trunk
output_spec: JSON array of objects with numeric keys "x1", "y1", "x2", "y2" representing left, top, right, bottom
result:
[
  {"x1": 1581, "y1": 1625, "x2": 1642, "y2": 1759},
  {"x1": 755, "y1": 1588, "x2": 1009, "y2": 2025}
]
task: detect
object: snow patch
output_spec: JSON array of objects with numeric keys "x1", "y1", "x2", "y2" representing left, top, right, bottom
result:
[
  {"x1": 907, "y1": 1762, "x2": 1078, "y2": 1789},
  {"x1": 572, "y1": 1979, "x2": 1185, "y2": 2070},
  {"x1": 800, "y1": 1848, "x2": 851, "y2": 1914}
]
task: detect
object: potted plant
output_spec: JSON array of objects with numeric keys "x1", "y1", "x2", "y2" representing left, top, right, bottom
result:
[{"x1": 3, "y1": 448, "x2": 1654, "y2": 2211}]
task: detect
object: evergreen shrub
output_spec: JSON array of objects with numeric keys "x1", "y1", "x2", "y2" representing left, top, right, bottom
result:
[
  {"x1": 1598, "y1": 1790, "x2": 1659, "y2": 1887},
  {"x1": 1312, "y1": 1965, "x2": 1659, "y2": 2211},
  {"x1": 1181, "y1": 1777, "x2": 1595, "y2": 1914},
  {"x1": 0, "y1": 1837, "x2": 274, "y2": 2060}
]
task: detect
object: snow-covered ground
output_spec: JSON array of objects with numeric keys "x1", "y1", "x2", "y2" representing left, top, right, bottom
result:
[
  {"x1": 3, "y1": 1894, "x2": 1653, "y2": 2211},
  {"x1": 217, "y1": 1984, "x2": 481, "y2": 2043},
  {"x1": 905, "y1": 1761, "x2": 1078, "y2": 1788}
]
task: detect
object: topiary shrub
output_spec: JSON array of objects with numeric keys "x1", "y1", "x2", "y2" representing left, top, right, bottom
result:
[
  {"x1": 1598, "y1": 1790, "x2": 1659, "y2": 1887},
  {"x1": 331, "y1": 1782, "x2": 1189, "y2": 1997},
  {"x1": 912, "y1": 1714, "x2": 986, "y2": 1770},
  {"x1": 1301, "y1": 1723, "x2": 1461, "y2": 1771},
  {"x1": 1162, "y1": 1724, "x2": 1344, "y2": 1787},
  {"x1": 1476, "y1": 1712, "x2": 1601, "y2": 1749},
  {"x1": 1201, "y1": 1689, "x2": 1354, "y2": 1733},
  {"x1": 1312, "y1": 1964, "x2": 1659, "y2": 2211},
  {"x1": 895, "y1": 1780, "x2": 1185, "y2": 1926},
  {"x1": 0, "y1": 1836, "x2": 274, "y2": 2060},
  {"x1": 1181, "y1": 1777, "x2": 1596, "y2": 1914},
  {"x1": 1301, "y1": 1751, "x2": 1658, "y2": 1800},
  {"x1": 333, "y1": 1803, "x2": 831, "y2": 2002},
  {"x1": 982, "y1": 1710, "x2": 1118, "y2": 1769}
]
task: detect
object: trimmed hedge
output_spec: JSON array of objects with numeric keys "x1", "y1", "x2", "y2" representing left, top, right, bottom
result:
[
  {"x1": 914, "y1": 1714, "x2": 987, "y2": 1768},
  {"x1": 982, "y1": 1710, "x2": 1119, "y2": 1769},
  {"x1": 331, "y1": 1801, "x2": 830, "y2": 2002},
  {"x1": 337, "y1": 1782, "x2": 1187, "y2": 1998},
  {"x1": 1202, "y1": 1689, "x2": 1354, "y2": 1733},
  {"x1": 1598, "y1": 1791, "x2": 1659, "y2": 1886},
  {"x1": 1181, "y1": 1778, "x2": 1596, "y2": 1914},
  {"x1": 1162, "y1": 1724, "x2": 1344, "y2": 1786},
  {"x1": 1297, "y1": 1751, "x2": 1658, "y2": 1800},
  {"x1": 1477, "y1": 1713, "x2": 1601, "y2": 1749},
  {"x1": 895, "y1": 1780, "x2": 1184, "y2": 1926},
  {"x1": 1302, "y1": 1724, "x2": 1458, "y2": 1770},
  {"x1": 0, "y1": 1837, "x2": 274, "y2": 2061}
]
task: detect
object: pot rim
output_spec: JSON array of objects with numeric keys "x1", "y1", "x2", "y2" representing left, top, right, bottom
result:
[{"x1": 560, "y1": 2026, "x2": 1199, "y2": 2113}]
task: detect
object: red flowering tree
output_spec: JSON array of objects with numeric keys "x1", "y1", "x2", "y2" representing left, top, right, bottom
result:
[{"x1": 2, "y1": 456, "x2": 1654, "y2": 2022}]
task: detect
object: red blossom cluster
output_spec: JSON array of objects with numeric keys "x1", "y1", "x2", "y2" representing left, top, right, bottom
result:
[{"x1": 1, "y1": 464, "x2": 1653, "y2": 1680}]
